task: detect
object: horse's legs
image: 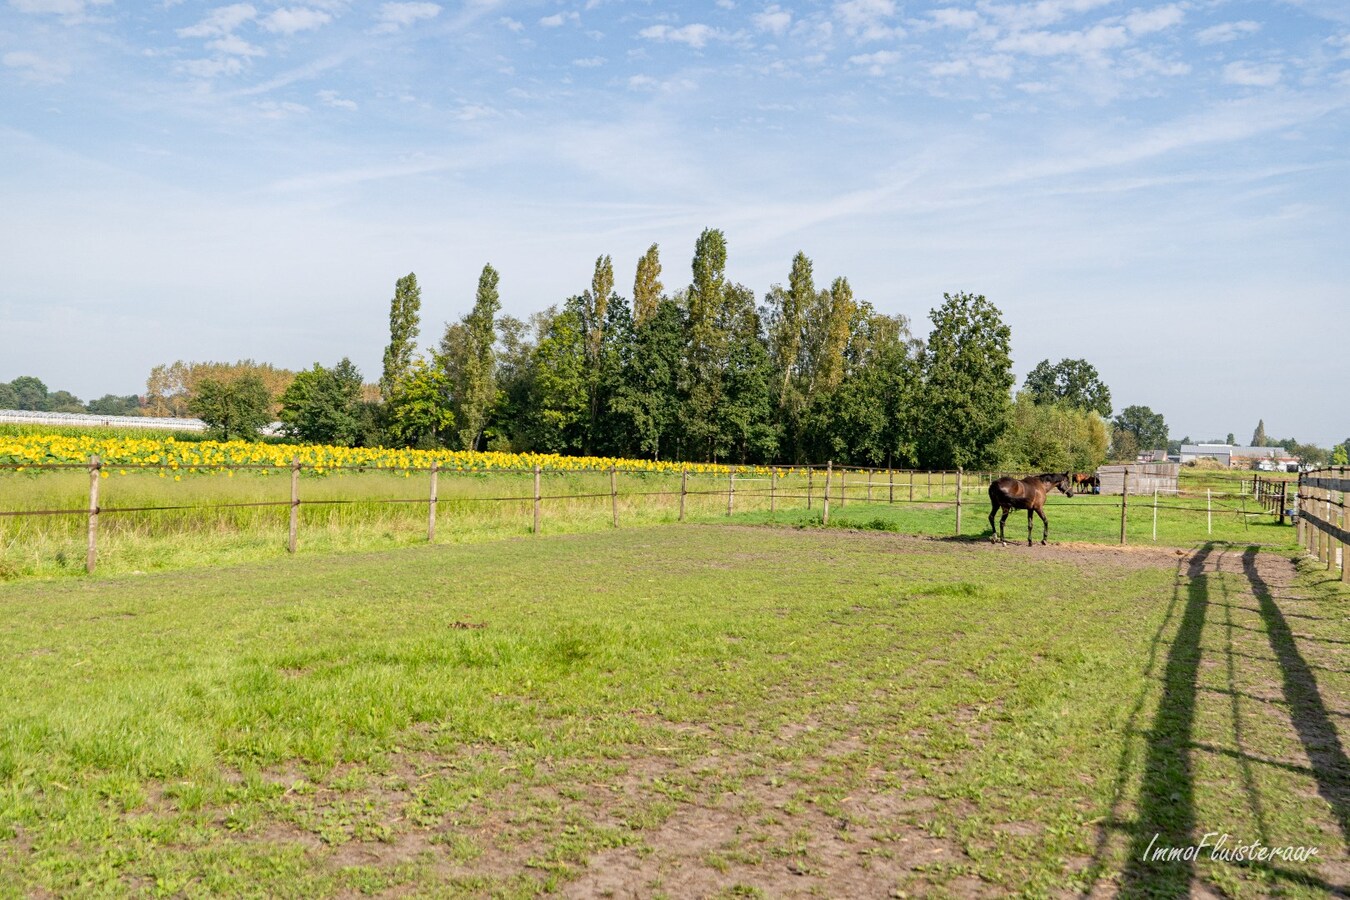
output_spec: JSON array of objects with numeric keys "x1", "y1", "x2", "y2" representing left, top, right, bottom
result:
[
  {"x1": 1037, "y1": 507, "x2": 1049, "y2": 545},
  {"x1": 988, "y1": 503, "x2": 998, "y2": 543},
  {"x1": 998, "y1": 508, "x2": 1010, "y2": 544},
  {"x1": 1026, "y1": 509, "x2": 1034, "y2": 546}
]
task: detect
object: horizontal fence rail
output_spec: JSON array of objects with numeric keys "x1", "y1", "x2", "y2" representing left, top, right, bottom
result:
[
  {"x1": 0, "y1": 460, "x2": 1307, "y2": 577},
  {"x1": 1296, "y1": 466, "x2": 1349, "y2": 583}
]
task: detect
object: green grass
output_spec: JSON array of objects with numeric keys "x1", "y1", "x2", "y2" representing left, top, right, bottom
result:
[
  {"x1": 0, "y1": 466, "x2": 1296, "y2": 583},
  {"x1": 0, "y1": 526, "x2": 1344, "y2": 896}
]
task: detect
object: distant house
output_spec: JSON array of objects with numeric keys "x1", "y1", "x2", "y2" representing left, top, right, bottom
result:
[{"x1": 1178, "y1": 443, "x2": 1300, "y2": 469}]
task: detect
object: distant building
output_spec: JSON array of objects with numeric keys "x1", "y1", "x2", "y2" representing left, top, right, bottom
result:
[{"x1": 1178, "y1": 443, "x2": 1300, "y2": 469}]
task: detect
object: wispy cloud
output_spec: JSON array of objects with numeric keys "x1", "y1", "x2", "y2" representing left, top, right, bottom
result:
[
  {"x1": 1223, "y1": 61, "x2": 1283, "y2": 86},
  {"x1": 1196, "y1": 20, "x2": 1261, "y2": 45},
  {"x1": 373, "y1": 2, "x2": 441, "y2": 33},
  {"x1": 752, "y1": 5, "x2": 792, "y2": 36},
  {"x1": 262, "y1": 8, "x2": 334, "y2": 35},
  {"x1": 2, "y1": 49, "x2": 72, "y2": 82},
  {"x1": 539, "y1": 11, "x2": 579, "y2": 28},
  {"x1": 177, "y1": 4, "x2": 257, "y2": 39},
  {"x1": 317, "y1": 88, "x2": 357, "y2": 109},
  {"x1": 638, "y1": 23, "x2": 725, "y2": 48},
  {"x1": 834, "y1": 0, "x2": 903, "y2": 41}
]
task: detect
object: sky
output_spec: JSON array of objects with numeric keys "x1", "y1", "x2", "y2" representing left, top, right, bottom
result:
[{"x1": 1, "y1": 0, "x2": 1347, "y2": 447}]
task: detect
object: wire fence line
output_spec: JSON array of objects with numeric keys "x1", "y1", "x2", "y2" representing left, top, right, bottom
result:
[{"x1": 0, "y1": 457, "x2": 1302, "y2": 577}]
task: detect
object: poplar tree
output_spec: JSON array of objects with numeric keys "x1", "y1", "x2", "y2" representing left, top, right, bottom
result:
[
  {"x1": 1251, "y1": 419, "x2": 1267, "y2": 447},
  {"x1": 633, "y1": 244, "x2": 664, "y2": 326},
  {"x1": 682, "y1": 228, "x2": 730, "y2": 459},
  {"x1": 441, "y1": 264, "x2": 501, "y2": 451},
  {"x1": 380, "y1": 273, "x2": 422, "y2": 401},
  {"x1": 580, "y1": 255, "x2": 616, "y2": 449}
]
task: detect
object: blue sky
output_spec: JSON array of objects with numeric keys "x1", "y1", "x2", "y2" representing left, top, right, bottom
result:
[{"x1": 2, "y1": 0, "x2": 1347, "y2": 446}]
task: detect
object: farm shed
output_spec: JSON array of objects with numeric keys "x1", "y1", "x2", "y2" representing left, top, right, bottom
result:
[{"x1": 1096, "y1": 463, "x2": 1179, "y2": 495}]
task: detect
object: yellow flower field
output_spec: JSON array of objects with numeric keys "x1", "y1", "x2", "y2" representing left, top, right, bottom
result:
[{"x1": 0, "y1": 433, "x2": 796, "y2": 477}]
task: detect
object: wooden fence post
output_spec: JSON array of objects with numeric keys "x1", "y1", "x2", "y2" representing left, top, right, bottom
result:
[
  {"x1": 427, "y1": 461, "x2": 438, "y2": 543},
  {"x1": 909, "y1": 470, "x2": 914, "y2": 503},
  {"x1": 888, "y1": 468, "x2": 894, "y2": 504},
  {"x1": 807, "y1": 467, "x2": 814, "y2": 510},
  {"x1": 867, "y1": 469, "x2": 873, "y2": 503},
  {"x1": 822, "y1": 461, "x2": 832, "y2": 526},
  {"x1": 679, "y1": 466, "x2": 688, "y2": 522},
  {"x1": 86, "y1": 455, "x2": 101, "y2": 574},
  {"x1": 771, "y1": 467, "x2": 778, "y2": 513},
  {"x1": 533, "y1": 465, "x2": 542, "y2": 534},
  {"x1": 727, "y1": 468, "x2": 735, "y2": 516},
  {"x1": 927, "y1": 470, "x2": 932, "y2": 499},
  {"x1": 1207, "y1": 489, "x2": 1212, "y2": 536},
  {"x1": 955, "y1": 467, "x2": 963, "y2": 536},
  {"x1": 839, "y1": 468, "x2": 847, "y2": 507},
  {"x1": 1152, "y1": 488, "x2": 1158, "y2": 542},
  {"x1": 1119, "y1": 466, "x2": 1129, "y2": 546},
  {"x1": 610, "y1": 465, "x2": 619, "y2": 528},
  {"x1": 289, "y1": 457, "x2": 300, "y2": 554}
]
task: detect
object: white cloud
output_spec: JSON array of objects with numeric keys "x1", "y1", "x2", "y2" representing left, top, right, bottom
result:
[
  {"x1": 8, "y1": 0, "x2": 110, "y2": 21},
  {"x1": 1223, "y1": 60, "x2": 1282, "y2": 87},
  {"x1": 539, "y1": 11, "x2": 579, "y2": 27},
  {"x1": 979, "y1": 0, "x2": 1115, "y2": 31},
  {"x1": 208, "y1": 34, "x2": 266, "y2": 56},
  {"x1": 929, "y1": 58, "x2": 969, "y2": 76},
  {"x1": 835, "y1": 0, "x2": 902, "y2": 40},
  {"x1": 849, "y1": 48, "x2": 899, "y2": 74},
  {"x1": 2, "y1": 50, "x2": 72, "y2": 82},
  {"x1": 572, "y1": 56, "x2": 605, "y2": 67},
  {"x1": 374, "y1": 2, "x2": 441, "y2": 33},
  {"x1": 996, "y1": 24, "x2": 1128, "y2": 56},
  {"x1": 1196, "y1": 20, "x2": 1260, "y2": 45},
  {"x1": 262, "y1": 8, "x2": 333, "y2": 34},
  {"x1": 639, "y1": 23, "x2": 723, "y2": 48},
  {"x1": 627, "y1": 73, "x2": 657, "y2": 89},
  {"x1": 454, "y1": 103, "x2": 498, "y2": 120},
  {"x1": 177, "y1": 3, "x2": 257, "y2": 38},
  {"x1": 176, "y1": 56, "x2": 245, "y2": 77},
  {"x1": 499, "y1": 16, "x2": 524, "y2": 32},
  {"x1": 317, "y1": 88, "x2": 357, "y2": 109},
  {"x1": 753, "y1": 4, "x2": 792, "y2": 36},
  {"x1": 256, "y1": 100, "x2": 309, "y2": 118},
  {"x1": 1124, "y1": 4, "x2": 1182, "y2": 36},
  {"x1": 929, "y1": 7, "x2": 981, "y2": 29}
]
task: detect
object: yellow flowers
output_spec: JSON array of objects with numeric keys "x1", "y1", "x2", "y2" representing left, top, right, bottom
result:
[{"x1": 0, "y1": 433, "x2": 796, "y2": 477}]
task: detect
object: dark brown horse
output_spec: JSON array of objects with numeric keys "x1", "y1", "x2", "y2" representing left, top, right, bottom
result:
[
  {"x1": 1071, "y1": 472, "x2": 1101, "y2": 494},
  {"x1": 988, "y1": 473, "x2": 1073, "y2": 546}
]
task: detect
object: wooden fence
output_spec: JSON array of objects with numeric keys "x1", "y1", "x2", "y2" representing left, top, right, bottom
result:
[
  {"x1": 1096, "y1": 463, "x2": 1179, "y2": 496},
  {"x1": 1296, "y1": 466, "x2": 1349, "y2": 583},
  {"x1": 0, "y1": 459, "x2": 1291, "y2": 575}
]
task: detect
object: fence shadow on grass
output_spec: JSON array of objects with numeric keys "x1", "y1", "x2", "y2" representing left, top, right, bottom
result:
[{"x1": 1081, "y1": 543, "x2": 1350, "y2": 898}]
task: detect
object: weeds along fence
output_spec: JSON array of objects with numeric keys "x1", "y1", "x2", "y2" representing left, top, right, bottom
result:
[
  {"x1": 0, "y1": 459, "x2": 1292, "y2": 579},
  {"x1": 1296, "y1": 466, "x2": 1350, "y2": 583}
]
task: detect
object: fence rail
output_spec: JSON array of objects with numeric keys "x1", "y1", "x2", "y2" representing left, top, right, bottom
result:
[
  {"x1": 0, "y1": 460, "x2": 1294, "y2": 576},
  {"x1": 1296, "y1": 466, "x2": 1349, "y2": 583}
]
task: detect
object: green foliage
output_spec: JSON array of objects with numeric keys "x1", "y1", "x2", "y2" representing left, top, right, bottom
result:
[
  {"x1": 1023, "y1": 358, "x2": 1112, "y2": 417},
  {"x1": 442, "y1": 264, "x2": 501, "y2": 451},
  {"x1": 188, "y1": 374, "x2": 272, "y2": 441},
  {"x1": 385, "y1": 358, "x2": 454, "y2": 449},
  {"x1": 994, "y1": 393, "x2": 1109, "y2": 471},
  {"x1": 86, "y1": 394, "x2": 141, "y2": 416},
  {"x1": 380, "y1": 272, "x2": 422, "y2": 401},
  {"x1": 520, "y1": 306, "x2": 589, "y2": 453},
  {"x1": 0, "y1": 376, "x2": 84, "y2": 412},
  {"x1": 632, "y1": 243, "x2": 664, "y2": 326},
  {"x1": 607, "y1": 299, "x2": 685, "y2": 459},
  {"x1": 1332, "y1": 444, "x2": 1348, "y2": 466},
  {"x1": 915, "y1": 292, "x2": 1014, "y2": 469},
  {"x1": 1113, "y1": 405, "x2": 1168, "y2": 452},
  {"x1": 1251, "y1": 419, "x2": 1267, "y2": 447},
  {"x1": 278, "y1": 359, "x2": 365, "y2": 446}
]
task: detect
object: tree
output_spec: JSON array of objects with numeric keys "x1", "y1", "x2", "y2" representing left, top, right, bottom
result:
[
  {"x1": 580, "y1": 255, "x2": 616, "y2": 450},
  {"x1": 44, "y1": 390, "x2": 85, "y2": 413},
  {"x1": 441, "y1": 264, "x2": 500, "y2": 450},
  {"x1": 1333, "y1": 444, "x2": 1348, "y2": 466},
  {"x1": 8, "y1": 376, "x2": 49, "y2": 411},
  {"x1": 1113, "y1": 405, "x2": 1168, "y2": 452},
  {"x1": 381, "y1": 272, "x2": 422, "y2": 401},
  {"x1": 682, "y1": 228, "x2": 731, "y2": 460},
  {"x1": 145, "y1": 361, "x2": 293, "y2": 417},
  {"x1": 1023, "y1": 358, "x2": 1112, "y2": 417},
  {"x1": 278, "y1": 359, "x2": 365, "y2": 446},
  {"x1": 633, "y1": 244, "x2": 664, "y2": 327},
  {"x1": 189, "y1": 374, "x2": 272, "y2": 441},
  {"x1": 1226, "y1": 432, "x2": 1236, "y2": 446},
  {"x1": 994, "y1": 393, "x2": 1110, "y2": 471},
  {"x1": 1109, "y1": 427, "x2": 1140, "y2": 462},
  {"x1": 87, "y1": 395, "x2": 141, "y2": 416},
  {"x1": 521, "y1": 306, "x2": 589, "y2": 453},
  {"x1": 1251, "y1": 419, "x2": 1267, "y2": 447},
  {"x1": 0, "y1": 382, "x2": 16, "y2": 409},
  {"x1": 915, "y1": 292, "x2": 1014, "y2": 469},
  {"x1": 608, "y1": 298, "x2": 685, "y2": 459},
  {"x1": 385, "y1": 358, "x2": 454, "y2": 448},
  {"x1": 764, "y1": 252, "x2": 814, "y2": 450}
]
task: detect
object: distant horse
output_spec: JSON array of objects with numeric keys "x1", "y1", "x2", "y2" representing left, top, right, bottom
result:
[
  {"x1": 1071, "y1": 473, "x2": 1101, "y2": 494},
  {"x1": 988, "y1": 473, "x2": 1074, "y2": 546}
]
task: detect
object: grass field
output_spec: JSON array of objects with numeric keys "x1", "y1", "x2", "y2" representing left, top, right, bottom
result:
[
  {"x1": 0, "y1": 465, "x2": 1296, "y2": 582},
  {"x1": 0, "y1": 525, "x2": 1344, "y2": 897}
]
